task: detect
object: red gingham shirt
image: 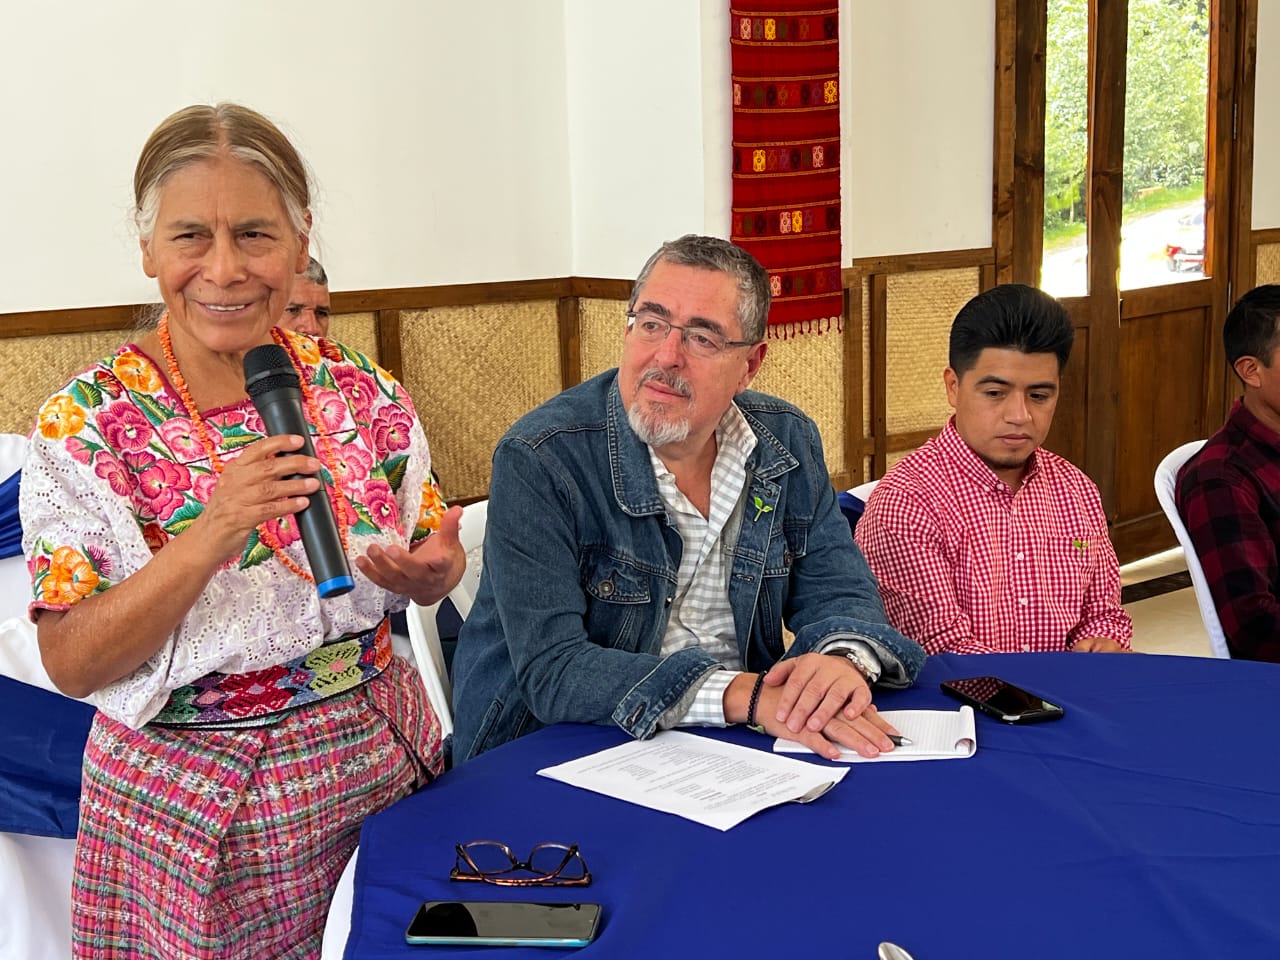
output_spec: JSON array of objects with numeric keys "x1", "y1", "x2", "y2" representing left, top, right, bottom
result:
[{"x1": 855, "y1": 419, "x2": 1132, "y2": 654}]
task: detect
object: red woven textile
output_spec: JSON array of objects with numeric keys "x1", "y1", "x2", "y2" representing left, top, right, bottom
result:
[{"x1": 730, "y1": 4, "x2": 842, "y2": 337}]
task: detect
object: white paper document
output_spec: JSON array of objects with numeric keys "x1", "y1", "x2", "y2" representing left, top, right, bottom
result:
[
  {"x1": 537, "y1": 731, "x2": 848, "y2": 831},
  {"x1": 773, "y1": 706, "x2": 977, "y2": 762}
]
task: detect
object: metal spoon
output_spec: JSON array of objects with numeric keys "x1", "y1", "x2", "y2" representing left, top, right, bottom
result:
[{"x1": 879, "y1": 943, "x2": 916, "y2": 960}]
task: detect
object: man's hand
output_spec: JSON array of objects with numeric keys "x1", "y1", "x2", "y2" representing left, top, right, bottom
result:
[
  {"x1": 356, "y1": 505, "x2": 465, "y2": 605},
  {"x1": 1072, "y1": 636, "x2": 1133, "y2": 653},
  {"x1": 722, "y1": 653, "x2": 902, "y2": 759},
  {"x1": 764, "y1": 651, "x2": 874, "y2": 732}
]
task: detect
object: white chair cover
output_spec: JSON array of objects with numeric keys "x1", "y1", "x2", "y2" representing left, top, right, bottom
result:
[{"x1": 1153, "y1": 440, "x2": 1230, "y2": 658}]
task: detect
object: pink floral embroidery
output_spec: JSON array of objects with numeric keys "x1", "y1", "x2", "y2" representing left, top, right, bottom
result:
[
  {"x1": 192, "y1": 472, "x2": 218, "y2": 504},
  {"x1": 158, "y1": 418, "x2": 204, "y2": 461},
  {"x1": 93, "y1": 450, "x2": 134, "y2": 497},
  {"x1": 333, "y1": 366, "x2": 378, "y2": 423},
  {"x1": 363, "y1": 483, "x2": 399, "y2": 527},
  {"x1": 263, "y1": 514, "x2": 302, "y2": 547},
  {"x1": 334, "y1": 446, "x2": 374, "y2": 494},
  {"x1": 97, "y1": 401, "x2": 154, "y2": 453},
  {"x1": 311, "y1": 386, "x2": 349, "y2": 432},
  {"x1": 65, "y1": 437, "x2": 93, "y2": 465},
  {"x1": 372, "y1": 407, "x2": 414, "y2": 453},
  {"x1": 137, "y1": 459, "x2": 192, "y2": 521}
]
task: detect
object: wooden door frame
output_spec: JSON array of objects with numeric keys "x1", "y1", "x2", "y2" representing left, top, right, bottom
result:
[{"x1": 993, "y1": 0, "x2": 1254, "y2": 529}]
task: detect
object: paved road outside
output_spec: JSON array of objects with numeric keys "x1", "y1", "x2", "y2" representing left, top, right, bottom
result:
[{"x1": 1042, "y1": 200, "x2": 1204, "y2": 297}]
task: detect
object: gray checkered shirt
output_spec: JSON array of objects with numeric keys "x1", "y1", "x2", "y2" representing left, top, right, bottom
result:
[
  {"x1": 647, "y1": 407, "x2": 885, "y2": 731},
  {"x1": 649, "y1": 405, "x2": 757, "y2": 728}
]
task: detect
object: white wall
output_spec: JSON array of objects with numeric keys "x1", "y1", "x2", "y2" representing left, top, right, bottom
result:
[
  {"x1": 0, "y1": 0, "x2": 573, "y2": 312},
  {"x1": 1255, "y1": 0, "x2": 1280, "y2": 228},
  {"x1": 563, "y1": 0, "x2": 711, "y2": 278},
  {"x1": 1, "y1": 1, "x2": 995, "y2": 313},
  {"x1": 845, "y1": 0, "x2": 994, "y2": 257}
]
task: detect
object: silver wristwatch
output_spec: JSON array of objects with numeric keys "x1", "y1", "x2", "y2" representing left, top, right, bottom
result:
[{"x1": 826, "y1": 645, "x2": 881, "y2": 686}]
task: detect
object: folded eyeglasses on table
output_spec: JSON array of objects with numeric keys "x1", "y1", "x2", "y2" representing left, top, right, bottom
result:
[{"x1": 450, "y1": 840, "x2": 592, "y2": 887}]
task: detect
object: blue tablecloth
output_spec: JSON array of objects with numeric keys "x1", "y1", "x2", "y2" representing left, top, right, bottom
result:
[
  {"x1": 0, "y1": 469, "x2": 21, "y2": 559},
  {"x1": 345, "y1": 652, "x2": 1280, "y2": 958},
  {"x1": 0, "y1": 675, "x2": 94, "y2": 838}
]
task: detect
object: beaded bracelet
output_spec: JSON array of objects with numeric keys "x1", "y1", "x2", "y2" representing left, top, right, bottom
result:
[{"x1": 746, "y1": 672, "x2": 767, "y2": 734}]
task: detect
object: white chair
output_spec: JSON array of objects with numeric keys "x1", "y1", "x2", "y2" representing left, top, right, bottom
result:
[
  {"x1": 1153, "y1": 440, "x2": 1230, "y2": 658},
  {"x1": 404, "y1": 499, "x2": 487, "y2": 738},
  {"x1": 847, "y1": 479, "x2": 878, "y2": 503}
]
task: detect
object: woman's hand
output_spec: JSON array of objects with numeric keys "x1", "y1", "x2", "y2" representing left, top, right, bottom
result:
[
  {"x1": 193, "y1": 434, "x2": 321, "y2": 562},
  {"x1": 357, "y1": 505, "x2": 465, "y2": 605}
]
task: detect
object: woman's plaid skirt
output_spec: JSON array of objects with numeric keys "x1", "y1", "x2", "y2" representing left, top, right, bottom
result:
[{"x1": 71, "y1": 655, "x2": 442, "y2": 959}]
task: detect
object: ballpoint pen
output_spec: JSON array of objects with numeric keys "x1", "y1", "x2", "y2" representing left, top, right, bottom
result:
[{"x1": 887, "y1": 734, "x2": 913, "y2": 747}]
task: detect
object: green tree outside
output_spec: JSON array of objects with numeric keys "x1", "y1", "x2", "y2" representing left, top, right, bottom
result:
[{"x1": 1044, "y1": 0, "x2": 1208, "y2": 242}]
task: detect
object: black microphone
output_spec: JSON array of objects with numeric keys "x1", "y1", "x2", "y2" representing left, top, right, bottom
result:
[{"x1": 243, "y1": 344, "x2": 355, "y2": 598}]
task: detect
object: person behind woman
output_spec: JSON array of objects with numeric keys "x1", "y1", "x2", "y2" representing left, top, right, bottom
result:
[{"x1": 20, "y1": 102, "x2": 464, "y2": 959}]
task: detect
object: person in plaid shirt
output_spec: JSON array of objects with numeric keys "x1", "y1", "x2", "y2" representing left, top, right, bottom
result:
[
  {"x1": 856, "y1": 284, "x2": 1132, "y2": 655},
  {"x1": 1177, "y1": 284, "x2": 1280, "y2": 661}
]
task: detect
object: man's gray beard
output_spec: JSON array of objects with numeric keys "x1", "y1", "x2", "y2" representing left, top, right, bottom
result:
[{"x1": 627, "y1": 402, "x2": 691, "y2": 447}]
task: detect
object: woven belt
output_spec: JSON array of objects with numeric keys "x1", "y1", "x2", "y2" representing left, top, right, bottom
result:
[{"x1": 151, "y1": 618, "x2": 393, "y2": 728}]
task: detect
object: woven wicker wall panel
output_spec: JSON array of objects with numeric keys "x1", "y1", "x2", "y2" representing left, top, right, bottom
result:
[
  {"x1": 751, "y1": 329, "x2": 846, "y2": 476},
  {"x1": 580, "y1": 298, "x2": 627, "y2": 381},
  {"x1": 885, "y1": 268, "x2": 977, "y2": 434},
  {"x1": 1257, "y1": 244, "x2": 1280, "y2": 285},
  {"x1": 399, "y1": 302, "x2": 562, "y2": 502},
  {"x1": 329, "y1": 313, "x2": 378, "y2": 365},
  {"x1": 0, "y1": 329, "x2": 134, "y2": 435}
]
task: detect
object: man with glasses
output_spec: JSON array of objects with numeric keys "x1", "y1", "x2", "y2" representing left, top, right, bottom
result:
[{"x1": 452, "y1": 235, "x2": 924, "y2": 763}]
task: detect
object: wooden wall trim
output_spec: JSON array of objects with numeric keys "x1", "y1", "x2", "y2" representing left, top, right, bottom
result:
[
  {"x1": 846, "y1": 248, "x2": 994, "y2": 278},
  {"x1": 331, "y1": 278, "x2": 571, "y2": 312},
  {"x1": 860, "y1": 427, "x2": 942, "y2": 457},
  {"x1": 841, "y1": 285, "x2": 864, "y2": 484},
  {"x1": 868, "y1": 274, "x2": 889, "y2": 477},
  {"x1": 1231, "y1": 0, "x2": 1259, "y2": 306},
  {"x1": 993, "y1": 0, "x2": 1017, "y2": 285},
  {"x1": 1083, "y1": 0, "x2": 1127, "y2": 513},
  {"x1": 568, "y1": 277, "x2": 633, "y2": 300},
  {"x1": 0, "y1": 304, "x2": 145, "y2": 338},
  {"x1": 557, "y1": 296, "x2": 582, "y2": 388},
  {"x1": 1011, "y1": 0, "x2": 1047, "y2": 285},
  {"x1": 1253, "y1": 228, "x2": 1280, "y2": 246},
  {"x1": 375, "y1": 309, "x2": 403, "y2": 381}
]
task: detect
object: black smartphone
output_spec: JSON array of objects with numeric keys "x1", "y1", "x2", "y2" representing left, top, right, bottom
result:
[
  {"x1": 940, "y1": 676, "x2": 1065, "y2": 724},
  {"x1": 405, "y1": 900, "x2": 602, "y2": 948}
]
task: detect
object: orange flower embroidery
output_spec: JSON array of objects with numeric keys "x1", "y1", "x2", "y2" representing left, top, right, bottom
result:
[
  {"x1": 290, "y1": 334, "x2": 322, "y2": 365},
  {"x1": 416, "y1": 479, "x2": 446, "y2": 534},
  {"x1": 37, "y1": 394, "x2": 86, "y2": 440},
  {"x1": 41, "y1": 545, "x2": 100, "y2": 605},
  {"x1": 113, "y1": 351, "x2": 162, "y2": 393}
]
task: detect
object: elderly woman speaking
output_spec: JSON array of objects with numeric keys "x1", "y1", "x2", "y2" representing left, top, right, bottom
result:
[{"x1": 20, "y1": 103, "x2": 463, "y2": 958}]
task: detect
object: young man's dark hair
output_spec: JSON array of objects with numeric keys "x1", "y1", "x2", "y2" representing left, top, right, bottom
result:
[
  {"x1": 948, "y1": 283, "x2": 1074, "y2": 376},
  {"x1": 1223, "y1": 283, "x2": 1280, "y2": 371}
]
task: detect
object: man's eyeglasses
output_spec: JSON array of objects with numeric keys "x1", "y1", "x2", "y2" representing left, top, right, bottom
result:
[
  {"x1": 626, "y1": 310, "x2": 758, "y2": 359},
  {"x1": 451, "y1": 840, "x2": 591, "y2": 887}
]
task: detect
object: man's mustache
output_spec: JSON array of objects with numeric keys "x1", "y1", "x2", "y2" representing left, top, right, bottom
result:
[{"x1": 638, "y1": 368, "x2": 692, "y2": 398}]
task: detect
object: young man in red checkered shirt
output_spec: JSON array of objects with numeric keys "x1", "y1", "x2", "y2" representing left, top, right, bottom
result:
[
  {"x1": 1177, "y1": 284, "x2": 1280, "y2": 661},
  {"x1": 855, "y1": 284, "x2": 1133, "y2": 655}
]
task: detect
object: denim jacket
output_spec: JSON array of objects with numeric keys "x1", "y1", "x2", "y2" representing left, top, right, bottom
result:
[{"x1": 451, "y1": 370, "x2": 924, "y2": 762}]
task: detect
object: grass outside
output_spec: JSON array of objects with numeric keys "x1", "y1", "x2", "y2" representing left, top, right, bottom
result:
[{"x1": 1042, "y1": 184, "x2": 1204, "y2": 253}]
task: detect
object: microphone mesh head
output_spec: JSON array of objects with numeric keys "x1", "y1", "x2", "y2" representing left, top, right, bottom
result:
[{"x1": 243, "y1": 344, "x2": 300, "y2": 398}]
